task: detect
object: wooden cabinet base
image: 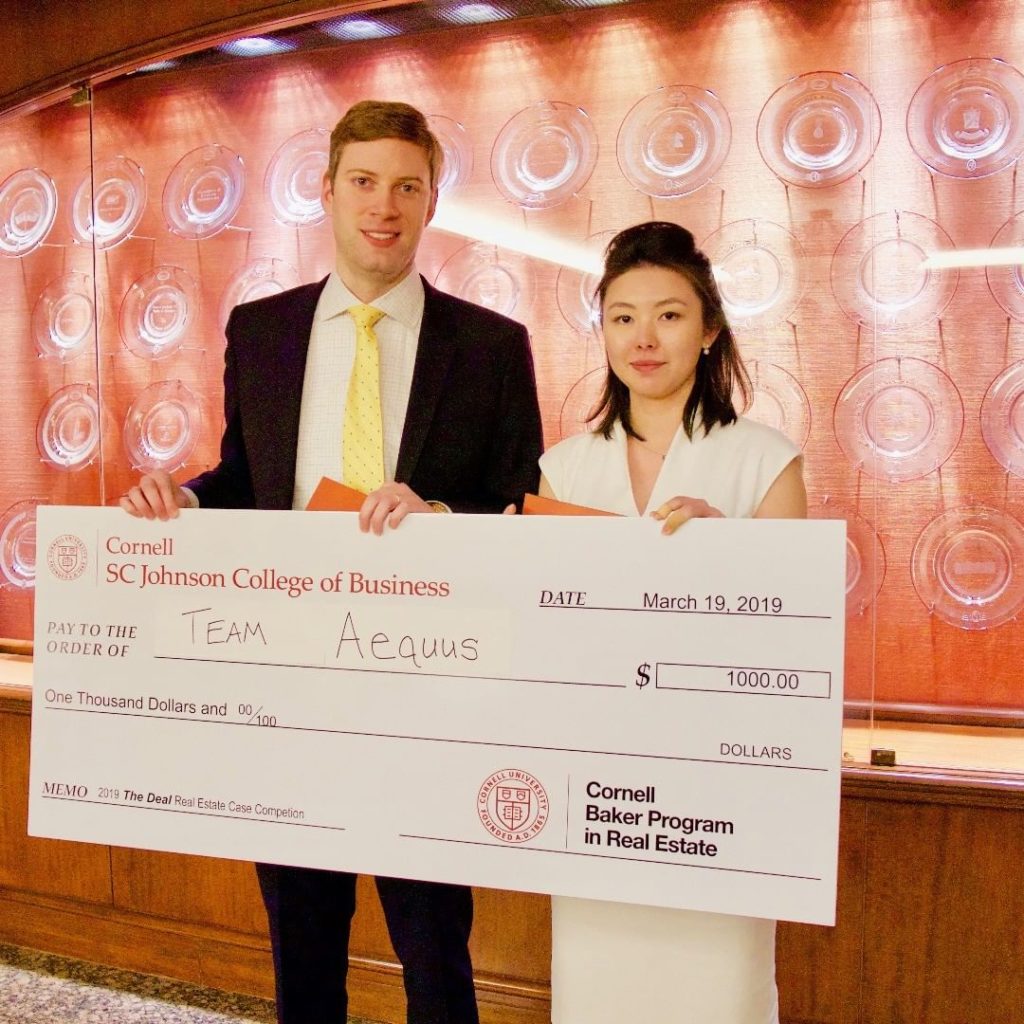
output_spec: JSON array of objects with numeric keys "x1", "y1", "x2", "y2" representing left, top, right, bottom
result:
[{"x1": 0, "y1": 887, "x2": 550, "y2": 1024}]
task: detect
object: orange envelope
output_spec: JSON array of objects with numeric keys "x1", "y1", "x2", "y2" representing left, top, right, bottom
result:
[
  {"x1": 305, "y1": 477, "x2": 366, "y2": 512},
  {"x1": 522, "y1": 493, "x2": 617, "y2": 517}
]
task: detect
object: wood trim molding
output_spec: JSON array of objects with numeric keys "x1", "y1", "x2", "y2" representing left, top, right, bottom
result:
[
  {"x1": 844, "y1": 699, "x2": 1024, "y2": 729},
  {"x1": 0, "y1": 0, "x2": 405, "y2": 121},
  {"x1": 0, "y1": 887, "x2": 550, "y2": 1024},
  {"x1": 841, "y1": 764, "x2": 1024, "y2": 809}
]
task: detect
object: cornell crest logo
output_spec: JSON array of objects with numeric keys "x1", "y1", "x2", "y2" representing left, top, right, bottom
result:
[
  {"x1": 47, "y1": 535, "x2": 88, "y2": 581},
  {"x1": 477, "y1": 769, "x2": 548, "y2": 844}
]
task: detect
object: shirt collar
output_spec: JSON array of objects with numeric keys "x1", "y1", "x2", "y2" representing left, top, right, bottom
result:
[{"x1": 316, "y1": 270, "x2": 425, "y2": 332}]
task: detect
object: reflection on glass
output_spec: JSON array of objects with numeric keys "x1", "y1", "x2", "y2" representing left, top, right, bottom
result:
[
  {"x1": 427, "y1": 115, "x2": 474, "y2": 197},
  {"x1": 265, "y1": 128, "x2": 329, "y2": 227},
  {"x1": 981, "y1": 361, "x2": 1024, "y2": 478},
  {"x1": 907, "y1": 57, "x2": 1024, "y2": 178},
  {"x1": 123, "y1": 380, "x2": 202, "y2": 471},
  {"x1": 0, "y1": 500, "x2": 43, "y2": 590},
  {"x1": 757, "y1": 71, "x2": 881, "y2": 187},
  {"x1": 616, "y1": 84, "x2": 731, "y2": 198},
  {"x1": 71, "y1": 156, "x2": 147, "y2": 248},
  {"x1": 738, "y1": 361, "x2": 811, "y2": 450},
  {"x1": 32, "y1": 272, "x2": 97, "y2": 361},
  {"x1": 163, "y1": 144, "x2": 245, "y2": 239},
  {"x1": 120, "y1": 265, "x2": 199, "y2": 360},
  {"x1": 36, "y1": 383, "x2": 101, "y2": 470},
  {"x1": 833, "y1": 357, "x2": 963, "y2": 482},
  {"x1": 491, "y1": 101, "x2": 598, "y2": 209},
  {"x1": 434, "y1": 242, "x2": 531, "y2": 317},
  {"x1": 830, "y1": 211, "x2": 957, "y2": 332},
  {"x1": 219, "y1": 258, "x2": 300, "y2": 328},
  {"x1": 559, "y1": 366, "x2": 606, "y2": 440},
  {"x1": 986, "y1": 212, "x2": 1024, "y2": 322},
  {"x1": 843, "y1": 511, "x2": 886, "y2": 617},
  {"x1": 703, "y1": 219, "x2": 804, "y2": 329},
  {"x1": 912, "y1": 506, "x2": 1024, "y2": 630},
  {"x1": 555, "y1": 229, "x2": 615, "y2": 335},
  {"x1": 0, "y1": 167, "x2": 58, "y2": 257}
]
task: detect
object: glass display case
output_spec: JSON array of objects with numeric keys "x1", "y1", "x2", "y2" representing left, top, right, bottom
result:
[{"x1": 2, "y1": 0, "x2": 1023, "y2": 781}]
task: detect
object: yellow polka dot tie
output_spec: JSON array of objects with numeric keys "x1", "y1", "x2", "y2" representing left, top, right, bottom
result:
[{"x1": 342, "y1": 304, "x2": 386, "y2": 494}]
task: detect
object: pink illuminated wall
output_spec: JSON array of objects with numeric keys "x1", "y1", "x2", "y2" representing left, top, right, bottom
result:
[{"x1": 4, "y1": 0, "x2": 1024, "y2": 716}]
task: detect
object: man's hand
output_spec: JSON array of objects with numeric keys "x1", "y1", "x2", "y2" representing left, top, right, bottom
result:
[
  {"x1": 359, "y1": 482, "x2": 434, "y2": 535},
  {"x1": 120, "y1": 471, "x2": 190, "y2": 521}
]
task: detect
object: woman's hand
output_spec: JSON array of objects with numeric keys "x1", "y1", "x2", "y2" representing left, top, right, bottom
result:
[{"x1": 651, "y1": 495, "x2": 724, "y2": 535}]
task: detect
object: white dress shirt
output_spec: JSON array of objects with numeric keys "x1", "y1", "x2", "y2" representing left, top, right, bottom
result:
[{"x1": 291, "y1": 271, "x2": 425, "y2": 510}]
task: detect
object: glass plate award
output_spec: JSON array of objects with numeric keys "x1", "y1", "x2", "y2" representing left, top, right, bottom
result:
[
  {"x1": 843, "y1": 511, "x2": 886, "y2": 617},
  {"x1": 219, "y1": 257, "x2": 300, "y2": 328},
  {"x1": 31, "y1": 272, "x2": 97, "y2": 361},
  {"x1": 830, "y1": 211, "x2": 957, "y2": 332},
  {"x1": 123, "y1": 380, "x2": 202, "y2": 471},
  {"x1": 739, "y1": 360, "x2": 812, "y2": 449},
  {"x1": 703, "y1": 219, "x2": 804, "y2": 329},
  {"x1": 981, "y1": 360, "x2": 1024, "y2": 477},
  {"x1": 434, "y1": 242, "x2": 532, "y2": 317},
  {"x1": 491, "y1": 101, "x2": 598, "y2": 209},
  {"x1": 907, "y1": 57, "x2": 1024, "y2": 178},
  {"x1": 265, "y1": 128, "x2": 329, "y2": 227},
  {"x1": 427, "y1": 115, "x2": 474, "y2": 197},
  {"x1": 757, "y1": 71, "x2": 881, "y2": 187},
  {"x1": 555, "y1": 229, "x2": 615, "y2": 335},
  {"x1": 986, "y1": 212, "x2": 1024, "y2": 322},
  {"x1": 163, "y1": 144, "x2": 245, "y2": 239},
  {"x1": 912, "y1": 506, "x2": 1024, "y2": 629},
  {"x1": 0, "y1": 500, "x2": 43, "y2": 590},
  {"x1": 616, "y1": 84, "x2": 731, "y2": 197},
  {"x1": 559, "y1": 367, "x2": 606, "y2": 440},
  {"x1": 36, "y1": 383, "x2": 101, "y2": 470},
  {"x1": 833, "y1": 356, "x2": 963, "y2": 482},
  {"x1": 119, "y1": 265, "x2": 198, "y2": 360},
  {"x1": 0, "y1": 167, "x2": 57, "y2": 257},
  {"x1": 70, "y1": 156, "x2": 147, "y2": 248}
]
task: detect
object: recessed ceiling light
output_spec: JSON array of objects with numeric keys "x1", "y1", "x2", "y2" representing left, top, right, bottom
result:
[
  {"x1": 435, "y1": 3, "x2": 515, "y2": 27},
  {"x1": 217, "y1": 36, "x2": 297, "y2": 58},
  {"x1": 319, "y1": 17, "x2": 400, "y2": 41},
  {"x1": 134, "y1": 59, "x2": 179, "y2": 73}
]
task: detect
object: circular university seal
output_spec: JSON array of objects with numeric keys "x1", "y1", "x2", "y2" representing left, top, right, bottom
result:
[
  {"x1": 47, "y1": 534, "x2": 88, "y2": 581},
  {"x1": 477, "y1": 768, "x2": 549, "y2": 844}
]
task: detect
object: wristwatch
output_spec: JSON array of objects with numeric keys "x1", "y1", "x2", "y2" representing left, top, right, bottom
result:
[{"x1": 426, "y1": 500, "x2": 452, "y2": 514}]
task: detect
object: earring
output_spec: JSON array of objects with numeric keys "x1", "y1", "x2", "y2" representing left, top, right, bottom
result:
[{"x1": 702, "y1": 345, "x2": 710, "y2": 355}]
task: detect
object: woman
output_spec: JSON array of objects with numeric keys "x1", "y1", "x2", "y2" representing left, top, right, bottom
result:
[{"x1": 540, "y1": 221, "x2": 805, "y2": 1023}]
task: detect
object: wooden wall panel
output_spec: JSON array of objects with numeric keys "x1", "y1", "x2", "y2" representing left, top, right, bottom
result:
[
  {"x1": 860, "y1": 800, "x2": 1024, "y2": 1024},
  {"x1": 111, "y1": 848, "x2": 268, "y2": 934},
  {"x1": 3, "y1": 687, "x2": 1024, "y2": 1024},
  {"x1": 0, "y1": 709, "x2": 111, "y2": 904},
  {"x1": 776, "y1": 799, "x2": 868, "y2": 1024}
]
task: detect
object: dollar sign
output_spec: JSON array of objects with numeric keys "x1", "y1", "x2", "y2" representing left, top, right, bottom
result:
[{"x1": 636, "y1": 662, "x2": 650, "y2": 688}]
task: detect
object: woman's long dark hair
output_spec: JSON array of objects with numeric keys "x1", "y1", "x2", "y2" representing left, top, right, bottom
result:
[{"x1": 590, "y1": 221, "x2": 750, "y2": 441}]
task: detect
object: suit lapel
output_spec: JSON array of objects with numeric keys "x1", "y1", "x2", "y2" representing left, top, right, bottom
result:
[
  {"x1": 252, "y1": 278, "x2": 326, "y2": 509},
  {"x1": 395, "y1": 279, "x2": 457, "y2": 483}
]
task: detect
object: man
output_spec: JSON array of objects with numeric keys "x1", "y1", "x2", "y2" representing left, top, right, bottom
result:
[{"x1": 121, "y1": 100, "x2": 544, "y2": 1024}]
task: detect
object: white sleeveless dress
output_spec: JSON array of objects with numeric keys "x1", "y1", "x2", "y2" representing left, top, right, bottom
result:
[{"x1": 539, "y1": 416, "x2": 801, "y2": 1024}]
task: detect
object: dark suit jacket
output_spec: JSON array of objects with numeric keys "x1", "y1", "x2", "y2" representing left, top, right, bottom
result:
[{"x1": 186, "y1": 275, "x2": 543, "y2": 512}]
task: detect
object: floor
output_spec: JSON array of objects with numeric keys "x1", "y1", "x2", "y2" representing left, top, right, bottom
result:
[{"x1": 0, "y1": 943, "x2": 377, "y2": 1024}]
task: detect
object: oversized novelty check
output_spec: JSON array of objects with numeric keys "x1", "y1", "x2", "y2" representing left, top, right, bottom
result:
[{"x1": 29, "y1": 506, "x2": 846, "y2": 925}]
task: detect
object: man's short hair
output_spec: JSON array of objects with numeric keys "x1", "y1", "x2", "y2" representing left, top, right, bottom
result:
[{"x1": 327, "y1": 100, "x2": 443, "y2": 190}]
